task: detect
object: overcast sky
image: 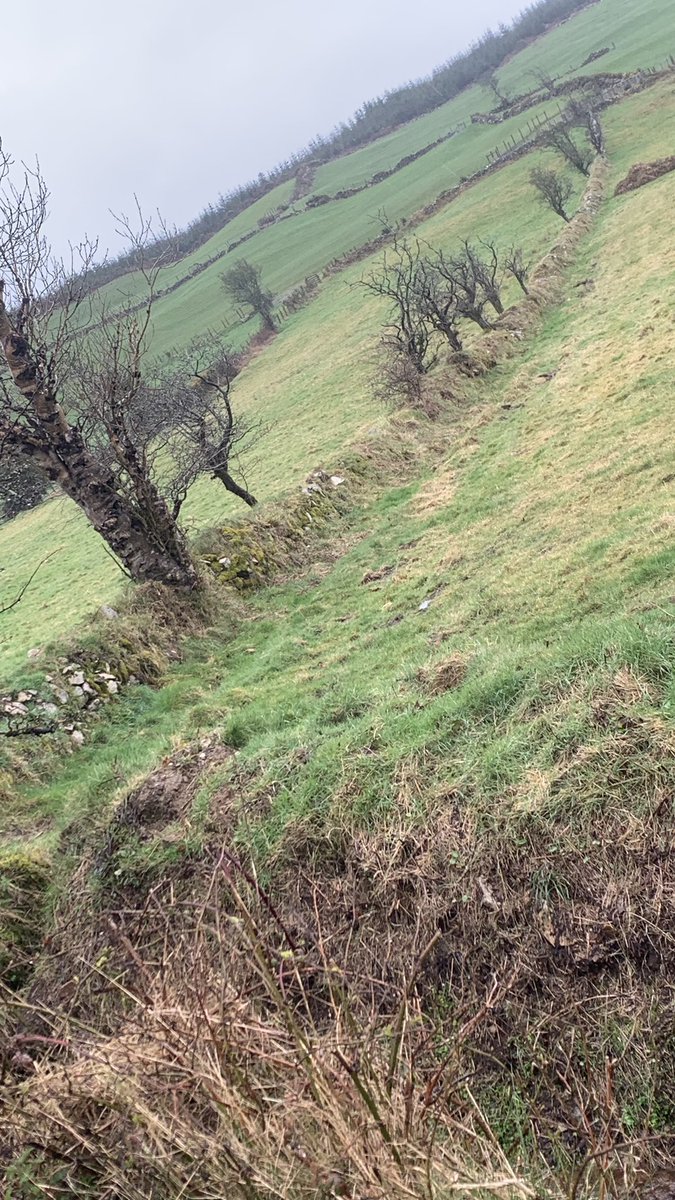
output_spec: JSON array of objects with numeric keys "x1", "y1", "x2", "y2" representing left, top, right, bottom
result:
[{"x1": 1, "y1": 0, "x2": 526, "y2": 257}]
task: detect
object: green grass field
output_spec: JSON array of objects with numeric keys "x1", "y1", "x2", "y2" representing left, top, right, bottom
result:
[
  {"x1": 8, "y1": 2, "x2": 668, "y2": 681},
  {"x1": 2, "y1": 1, "x2": 675, "y2": 1189},
  {"x1": 0, "y1": 0, "x2": 672, "y2": 779},
  {"x1": 0, "y1": 150, "x2": 580, "y2": 682},
  {"x1": 5, "y1": 77, "x2": 673, "y2": 845}
]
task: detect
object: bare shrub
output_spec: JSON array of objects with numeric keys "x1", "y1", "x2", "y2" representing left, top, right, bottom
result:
[
  {"x1": 361, "y1": 235, "x2": 437, "y2": 375},
  {"x1": 1, "y1": 856, "x2": 532, "y2": 1200},
  {"x1": 425, "y1": 244, "x2": 497, "y2": 330},
  {"x1": 543, "y1": 123, "x2": 594, "y2": 175},
  {"x1": 221, "y1": 258, "x2": 277, "y2": 332},
  {"x1": 155, "y1": 335, "x2": 262, "y2": 511},
  {"x1": 503, "y1": 246, "x2": 530, "y2": 294},
  {"x1": 530, "y1": 166, "x2": 575, "y2": 221}
]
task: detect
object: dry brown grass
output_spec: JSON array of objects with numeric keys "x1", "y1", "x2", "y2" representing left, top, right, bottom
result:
[
  {"x1": 1, "y1": 827, "x2": 536, "y2": 1200},
  {"x1": 2, "y1": 685, "x2": 675, "y2": 1198}
]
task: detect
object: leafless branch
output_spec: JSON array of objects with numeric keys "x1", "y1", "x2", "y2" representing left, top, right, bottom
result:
[{"x1": 0, "y1": 548, "x2": 59, "y2": 615}]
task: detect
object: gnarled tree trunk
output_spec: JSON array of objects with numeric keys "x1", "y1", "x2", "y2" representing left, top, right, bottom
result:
[
  {"x1": 0, "y1": 313, "x2": 198, "y2": 588},
  {"x1": 212, "y1": 465, "x2": 257, "y2": 507}
]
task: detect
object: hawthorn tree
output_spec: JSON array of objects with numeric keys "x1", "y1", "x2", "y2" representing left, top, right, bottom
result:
[
  {"x1": 566, "y1": 100, "x2": 605, "y2": 154},
  {"x1": 425, "y1": 246, "x2": 496, "y2": 331},
  {"x1": 543, "y1": 123, "x2": 593, "y2": 176},
  {"x1": 414, "y1": 260, "x2": 463, "y2": 352},
  {"x1": 530, "y1": 166, "x2": 574, "y2": 221},
  {"x1": 0, "y1": 147, "x2": 198, "y2": 587},
  {"x1": 503, "y1": 246, "x2": 530, "y2": 293},
  {"x1": 461, "y1": 240, "x2": 504, "y2": 315},
  {"x1": 221, "y1": 259, "x2": 276, "y2": 332},
  {"x1": 161, "y1": 337, "x2": 261, "y2": 510},
  {"x1": 361, "y1": 235, "x2": 436, "y2": 375}
]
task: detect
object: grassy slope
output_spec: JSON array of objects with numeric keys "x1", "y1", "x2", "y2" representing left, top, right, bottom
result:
[
  {"x1": 0, "y1": 0, "x2": 670, "y2": 688},
  {"x1": 0, "y1": 153, "x2": 579, "y2": 683},
  {"x1": 496, "y1": 0, "x2": 675, "y2": 91},
  {"x1": 5, "y1": 75, "x2": 675, "y2": 852}
]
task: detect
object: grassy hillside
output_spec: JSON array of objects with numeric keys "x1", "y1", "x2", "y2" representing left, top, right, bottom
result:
[
  {"x1": 0, "y1": 151, "x2": 580, "y2": 682},
  {"x1": 3, "y1": 0, "x2": 670, "y2": 682},
  {"x1": 4, "y1": 73, "x2": 674, "y2": 839},
  {"x1": 1, "y1": 0, "x2": 675, "y2": 1191}
]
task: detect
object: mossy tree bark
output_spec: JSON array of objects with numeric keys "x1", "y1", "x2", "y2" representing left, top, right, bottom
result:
[{"x1": 0, "y1": 300, "x2": 198, "y2": 588}]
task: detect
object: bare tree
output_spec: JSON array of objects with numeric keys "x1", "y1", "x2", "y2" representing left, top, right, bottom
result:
[
  {"x1": 485, "y1": 71, "x2": 508, "y2": 108},
  {"x1": 162, "y1": 337, "x2": 260, "y2": 510},
  {"x1": 528, "y1": 67, "x2": 557, "y2": 97},
  {"x1": 414, "y1": 260, "x2": 463, "y2": 352},
  {"x1": 586, "y1": 111, "x2": 604, "y2": 155},
  {"x1": 361, "y1": 235, "x2": 437, "y2": 375},
  {"x1": 221, "y1": 259, "x2": 276, "y2": 332},
  {"x1": 464, "y1": 240, "x2": 505, "y2": 315},
  {"x1": 426, "y1": 246, "x2": 496, "y2": 331},
  {"x1": 565, "y1": 100, "x2": 605, "y2": 154},
  {"x1": 503, "y1": 246, "x2": 530, "y2": 294},
  {"x1": 543, "y1": 124, "x2": 593, "y2": 176},
  {"x1": 0, "y1": 146, "x2": 198, "y2": 588},
  {"x1": 530, "y1": 167, "x2": 575, "y2": 222}
]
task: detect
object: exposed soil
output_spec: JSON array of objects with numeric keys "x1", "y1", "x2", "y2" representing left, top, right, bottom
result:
[{"x1": 614, "y1": 156, "x2": 675, "y2": 195}]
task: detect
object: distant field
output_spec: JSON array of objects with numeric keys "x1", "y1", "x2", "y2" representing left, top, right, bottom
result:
[
  {"x1": 88, "y1": 178, "x2": 296, "y2": 317},
  {"x1": 310, "y1": 85, "x2": 492, "y2": 194},
  {"x1": 91, "y1": 96, "x2": 564, "y2": 359},
  {"x1": 496, "y1": 0, "x2": 674, "y2": 91}
]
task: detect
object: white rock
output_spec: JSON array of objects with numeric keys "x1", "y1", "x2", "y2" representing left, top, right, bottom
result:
[
  {"x1": 69, "y1": 672, "x2": 85, "y2": 687},
  {"x1": 418, "y1": 600, "x2": 431, "y2": 612},
  {"x1": 17, "y1": 691, "x2": 34, "y2": 703},
  {"x1": 54, "y1": 689, "x2": 70, "y2": 704},
  {"x1": 330, "y1": 475, "x2": 346, "y2": 487},
  {"x1": 218, "y1": 556, "x2": 232, "y2": 568},
  {"x1": 4, "y1": 701, "x2": 28, "y2": 716},
  {"x1": 106, "y1": 680, "x2": 119, "y2": 694},
  {"x1": 41, "y1": 703, "x2": 58, "y2": 717},
  {"x1": 98, "y1": 605, "x2": 119, "y2": 620},
  {"x1": 70, "y1": 730, "x2": 85, "y2": 748},
  {"x1": 27, "y1": 648, "x2": 43, "y2": 660}
]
